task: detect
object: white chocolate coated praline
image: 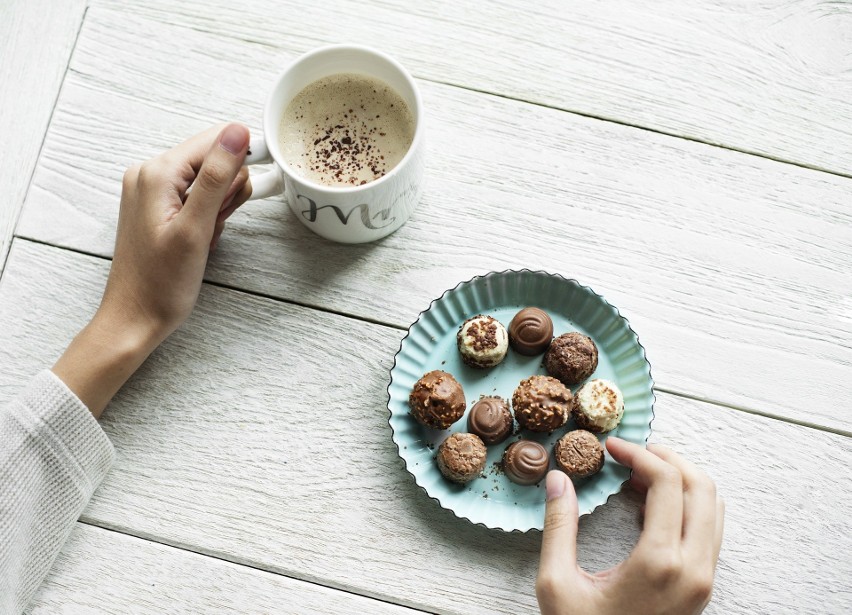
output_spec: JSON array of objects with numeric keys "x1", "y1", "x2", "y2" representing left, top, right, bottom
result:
[
  {"x1": 457, "y1": 315, "x2": 509, "y2": 368},
  {"x1": 573, "y1": 379, "x2": 624, "y2": 432}
]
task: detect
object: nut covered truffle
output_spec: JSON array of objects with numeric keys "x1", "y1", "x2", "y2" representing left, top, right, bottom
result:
[
  {"x1": 508, "y1": 307, "x2": 554, "y2": 355},
  {"x1": 437, "y1": 433, "x2": 487, "y2": 483},
  {"x1": 544, "y1": 332, "x2": 599, "y2": 385},
  {"x1": 409, "y1": 370, "x2": 465, "y2": 429},
  {"x1": 572, "y1": 379, "x2": 624, "y2": 433},
  {"x1": 467, "y1": 396, "x2": 514, "y2": 445},
  {"x1": 554, "y1": 430, "x2": 605, "y2": 479},
  {"x1": 457, "y1": 315, "x2": 509, "y2": 369},
  {"x1": 512, "y1": 375, "x2": 572, "y2": 432},
  {"x1": 502, "y1": 440, "x2": 550, "y2": 485}
]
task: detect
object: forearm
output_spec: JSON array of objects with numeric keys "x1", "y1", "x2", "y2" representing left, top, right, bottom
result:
[
  {"x1": 0, "y1": 372, "x2": 115, "y2": 613},
  {"x1": 52, "y1": 309, "x2": 163, "y2": 418}
]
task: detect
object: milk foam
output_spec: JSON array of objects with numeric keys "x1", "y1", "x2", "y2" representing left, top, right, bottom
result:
[{"x1": 278, "y1": 73, "x2": 414, "y2": 187}]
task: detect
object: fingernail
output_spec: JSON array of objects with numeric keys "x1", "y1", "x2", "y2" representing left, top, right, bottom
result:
[
  {"x1": 218, "y1": 124, "x2": 249, "y2": 155},
  {"x1": 546, "y1": 471, "x2": 568, "y2": 501},
  {"x1": 606, "y1": 436, "x2": 623, "y2": 450}
]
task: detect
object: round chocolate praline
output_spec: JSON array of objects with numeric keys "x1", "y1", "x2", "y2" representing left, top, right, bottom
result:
[
  {"x1": 409, "y1": 370, "x2": 465, "y2": 430},
  {"x1": 572, "y1": 379, "x2": 625, "y2": 433},
  {"x1": 456, "y1": 315, "x2": 509, "y2": 369},
  {"x1": 467, "y1": 396, "x2": 513, "y2": 445},
  {"x1": 512, "y1": 375, "x2": 572, "y2": 432},
  {"x1": 437, "y1": 433, "x2": 487, "y2": 483},
  {"x1": 544, "y1": 332, "x2": 599, "y2": 386},
  {"x1": 503, "y1": 440, "x2": 550, "y2": 485},
  {"x1": 554, "y1": 430, "x2": 605, "y2": 479},
  {"x1": 508, "y1": 307, "x2": 554, "y2": 355}
]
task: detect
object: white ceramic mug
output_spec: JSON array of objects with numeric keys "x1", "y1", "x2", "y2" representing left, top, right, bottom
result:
[{"x1": 245, "y1": 45, "x2": 424, "y2": 244}]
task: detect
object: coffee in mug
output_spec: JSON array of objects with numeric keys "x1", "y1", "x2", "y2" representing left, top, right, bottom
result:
[
  {"x1": 243, "y1": 45, "x2": 425, "y2": 244},
  {"x1": 278, "y1": 73, "x2": 415, "y2": 187}
]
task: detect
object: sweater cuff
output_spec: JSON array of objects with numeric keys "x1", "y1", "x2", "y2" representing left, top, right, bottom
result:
[{"x1": 16, "y1": 370, "x2": 115, "y2": 493}]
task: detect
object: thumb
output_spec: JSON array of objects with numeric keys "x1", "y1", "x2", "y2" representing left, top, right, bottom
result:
[
  {"x1": 539, "y1": 471, "x2": 580, "y2": 578},
  {"x1": 181, "y1": 123, "x2": 249, "y2": 226}
]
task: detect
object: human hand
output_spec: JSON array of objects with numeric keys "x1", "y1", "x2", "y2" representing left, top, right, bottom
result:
[
  {"x1": 103, "y1": 122, "x2": 251, "y2": 341},
  {"x1": 536, "y1": 437, "x2": 724, "y2": 615},
  {"x1": 53, "y1": 124, "x2": 251, "y2": 416}
]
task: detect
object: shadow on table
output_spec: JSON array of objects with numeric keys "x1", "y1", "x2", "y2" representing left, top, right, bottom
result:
[{"x1": 208, "y1": 196, "x2": 398, "y2": 295}]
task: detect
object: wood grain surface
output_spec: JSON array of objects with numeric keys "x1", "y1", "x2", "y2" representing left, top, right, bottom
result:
[
  {"x1": 29, "y1": 523, "x2": 421, "y2": 614},
  {"x1": 97, "y1": 0, "x2": 852, "y2": 175},
  {"x1": 16, "y1": 8, "x2": 852, "y2": 431},
  {"x1": 2, "y1": 239, "x2": 850, "y2": 615},
  {"x1": 0, "y1": 0, "x2": 85, "y2": 274}
]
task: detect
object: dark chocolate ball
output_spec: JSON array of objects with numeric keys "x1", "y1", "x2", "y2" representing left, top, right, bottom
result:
[
  {"x1": 544, "y1": 332, "x2": 599, "y2": 385},
  {"x1": 508, "y1": 307, "x2": 554, "y2": 355},
  {"x1": 554, "y1": 430, "x2": 605, "y2": 478},
  {"x1": 467, "y1": 396, "x2": 513, "y2": 445},
  {"x1": 502, "y1": 440, "x2": 550, "y2": 485},
  {"x1": 512, "y1": 375, "x2": 572, "y2": 432},
  {"x1": 409, "y1": 370, "x2": 465, "y2": 430}
]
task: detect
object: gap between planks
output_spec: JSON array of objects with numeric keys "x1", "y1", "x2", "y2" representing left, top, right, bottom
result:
[
  {"x1": 1, "y1": 6, "x2": 89, "y2": 275},
  {"x1": 66, "y1": 3, "x2": 851, "y2": 183},
  {"x1": 13, "y1": 235, "x2": 850, "y2": 441},
  {"x1": 87, "y1": 5, "x2": 852, "y2": 183},
  {"x1": 421, "y1": 79, "x2": 852, "y2": 182},
  {"x1": 75, "y1": 519, "x2": 438, "y2": 615}
]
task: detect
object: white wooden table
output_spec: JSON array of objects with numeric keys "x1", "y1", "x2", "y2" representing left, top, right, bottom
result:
[{"x1": 2, "y1": 1, "x2": 851, "y2": 613}]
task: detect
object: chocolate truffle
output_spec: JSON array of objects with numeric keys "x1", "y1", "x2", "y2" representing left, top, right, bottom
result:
[
  {"x1": 512, "y1": 375, "x2": 572, "y2": 432},
  {"x1": 409, "y1": 370, "x2": 465, "y2": 430},
  {"x1": 572, "y1": 379, "x2": 624, "y2": 433},
  {"x1": 467, "y1": 396, "x2": 513, "y2": 445},
  {"x1": 456, "y1": 315, "x2": 509, "y2": 368},
  {"x1": 437, "y1": 433, "x2": 487, "y2": 483},
  {"x1": 544, "y1": 332, "x2": 599, "y2": 385},
  {"x1": 508, "y1": 307, "x2": 554, "y2": 355},
  {"x1": 554, "y1": 430, "x2": 605, "y2": 479},
  {"x1": 502, "y1": 440, "x2": 550, "y2": 485}
]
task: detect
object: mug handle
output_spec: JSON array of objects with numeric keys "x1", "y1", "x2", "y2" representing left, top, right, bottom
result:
[{"x1": 245, "y1": 136, "x2": 284, "y2": 201}]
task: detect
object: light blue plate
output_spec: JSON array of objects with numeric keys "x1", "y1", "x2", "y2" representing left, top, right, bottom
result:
[{"x1": 387, "y1": 270, "x2": 655, "y2": 532}]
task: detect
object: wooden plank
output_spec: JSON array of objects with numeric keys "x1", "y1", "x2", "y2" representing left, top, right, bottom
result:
[
  {"x1": 0, "y1": 0, "x2": 86, "y2": 274},
  {"x1": 15, "y1": 8, "x2": 852, "y2": 431},
  {"x1": 29, "y1": 523, "x2": 421, "y2": 614},
  {"x1": 94, "y1": 0, "x2": 852, "y2": 175},
  {"x1": 2, "y1": 239, "x2": 851, "y2": 615}
]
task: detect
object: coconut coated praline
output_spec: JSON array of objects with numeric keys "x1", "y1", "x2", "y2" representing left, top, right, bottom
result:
[{"x1": 572, "y1": 379, "x2": 625, "y2": 433}]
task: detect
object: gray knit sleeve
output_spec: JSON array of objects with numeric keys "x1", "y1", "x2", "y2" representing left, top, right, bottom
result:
[{"x1": 0, "y1": 370, "x2": 115, "y2": 614}]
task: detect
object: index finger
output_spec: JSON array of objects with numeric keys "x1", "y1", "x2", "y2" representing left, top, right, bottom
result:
[
  {"x1": 607, "y1": 437, "x2": 683, "y2": 549},
  {"x1": 648, "y1": 444, "x2": 717, "y2": 561}
]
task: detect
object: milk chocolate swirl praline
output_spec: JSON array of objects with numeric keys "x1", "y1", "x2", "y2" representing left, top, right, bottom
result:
[
  {"x1": 502, "y1": 440, "x2": 550, "y2": 485},
  {"x1": 467, "y1": 396, "x2": 513, "y2": 445},
  {"x1": 508, "y1": 307, "x2": 554, "y2": 355}
]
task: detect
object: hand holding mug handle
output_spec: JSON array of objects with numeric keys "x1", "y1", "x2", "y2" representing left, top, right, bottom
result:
[{"x1": 245, "y1": 136, "x2": 284, "y2": 201}]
